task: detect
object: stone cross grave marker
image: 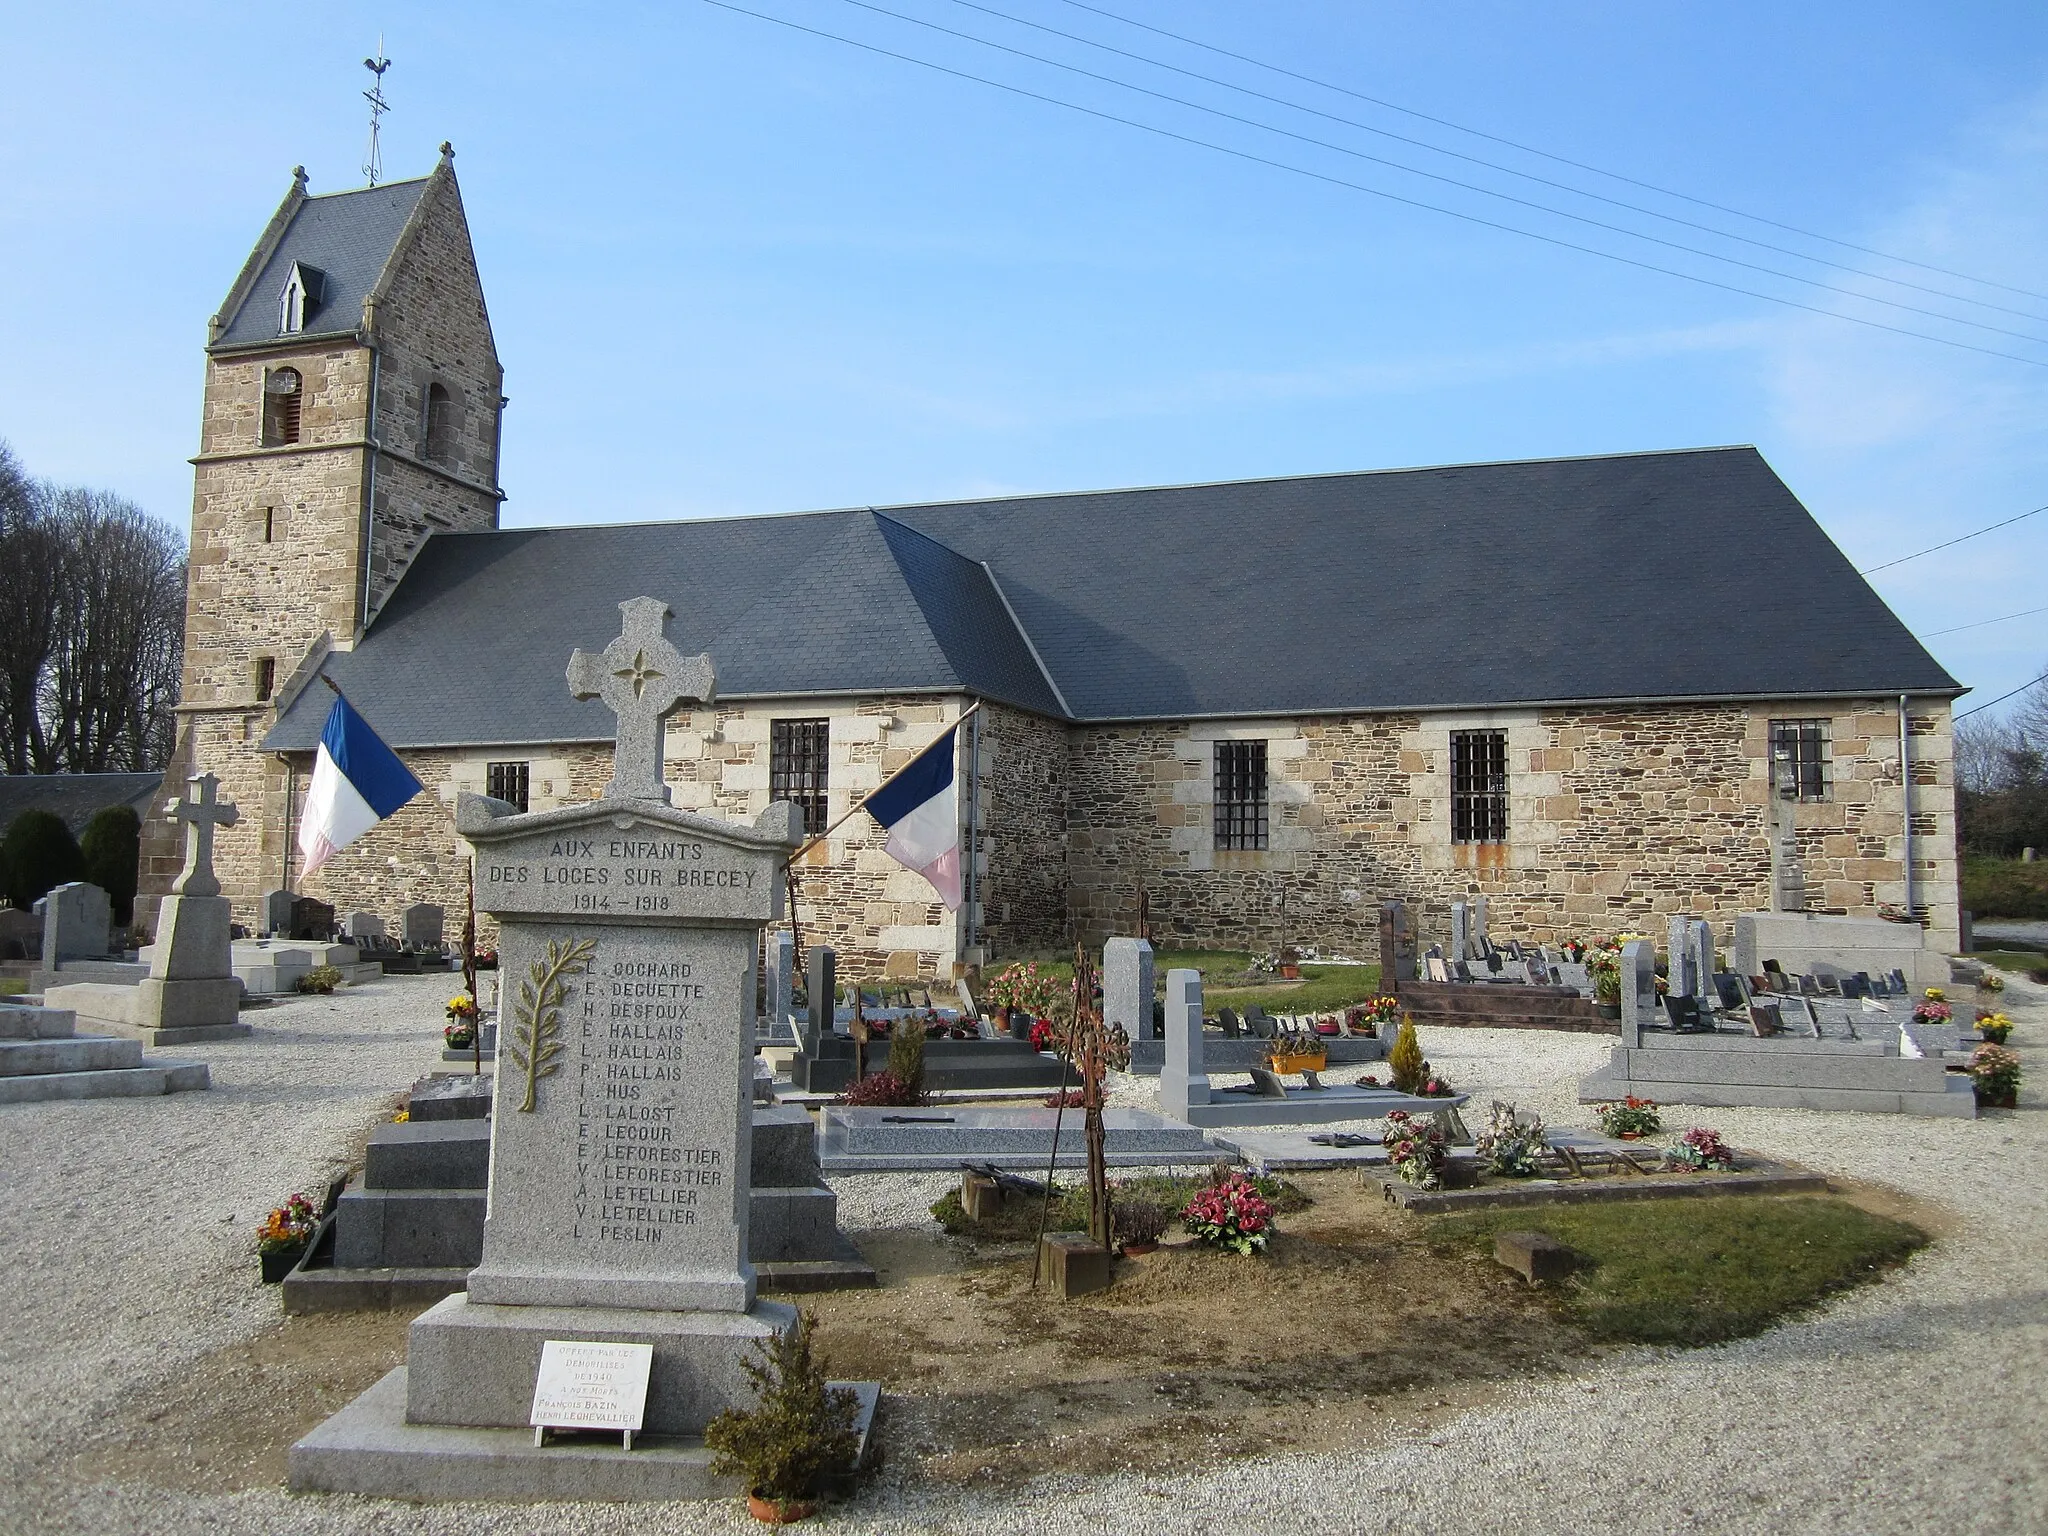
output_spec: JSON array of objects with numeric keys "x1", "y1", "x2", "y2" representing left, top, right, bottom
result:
[
  {"x1": 167, "y1": 773, "x2": 239, "y2": 898},
  {"x1": 1102, "y1": 937, "x2": 1155, "y2": 1041},
  {"x1": 566, "y1": 596, "x2": 714, "y2": 804}
]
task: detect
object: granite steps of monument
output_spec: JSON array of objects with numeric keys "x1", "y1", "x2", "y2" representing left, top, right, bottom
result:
[
  {"x1": 289, "y1": 1367, "x2": 878, "y2": 1502},
  {"x1": 0, "y1": 1003, "x2": 210, "y2": 1103},
  {"x1": 1580, "y1": 1023, "x2": 1980, "y2": 1117},
  {"x1": 26, "y1": 958, "x2": 150, "y2": 992},
  {"x1": 1167, "y1": 1083, "x2": 1474, "y2": 1129},
  {"x1": 791, "y1": 1036, "x2": 1069, "y2": 1094}
]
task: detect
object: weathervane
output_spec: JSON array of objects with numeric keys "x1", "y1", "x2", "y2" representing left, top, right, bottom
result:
[{"x1": 362, "y1": 40, "x2": 391, "y2": 186}]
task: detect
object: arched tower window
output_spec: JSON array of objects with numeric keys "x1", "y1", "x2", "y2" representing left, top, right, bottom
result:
[
  {"x1": 423, "y1": 382, "x2": 456, "y2": 464},
  {"x1": 262, "y1": 367, "x2": 303, "y2": 446},
  {"x1": 277, "y1": 261, "x2": 322, "y2": 335}
]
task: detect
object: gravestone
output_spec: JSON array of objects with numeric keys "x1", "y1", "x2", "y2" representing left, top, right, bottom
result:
[
  {"x1": 260, "y1": 888, "x2": 294, "y2": 938},
  {"x1": 1102, "y1": 937, "x2": 1155, "y2": 1041},
  {"x1": 1378, "y1": 901, "x2": 1416, "y2": 984},
  {"x1": 42, "y1": 775, "x2": 250, "y2": 1045},
  {"x1": 1618, "y1": 938, "x2": 1656, "y2": 1047},
  {"x1": 289, "y1": 896, "x2": 336, "y2": 941},
  {"x1": 1666, "y1": 917, "x2": 1695, "y2": 1003},
  {"x1": 805, "y1": 946, "x2": 835, "y2": 1057},
  {"x1": 40, "y1": 882, "x2": 113, "y2": 965},
  {"x1": 294, "y1": 597, "x2": 839, "y2": 1501},
  {"x1": 1685, "y1": 920, "x2": 1716, "y2": 1007},
  {"x1": 1472, "y1": 897, "x2": 1488, "y2": 954},
  {"x1": 1159, "y1": 968, "x2": 1209, "y2": 1120},
  {"x1": 764, "y1": 930, "x2": 794, "y2": 1030},
  {"x1": 344, "y1": 911, "x2": 387, "y2": 943},
  {"x1": 1450, "y1": 901, "x2": 1470, "y2": 962},
  {"x1": 403, "y1": 903, "x2": 444, "y2": 951}
]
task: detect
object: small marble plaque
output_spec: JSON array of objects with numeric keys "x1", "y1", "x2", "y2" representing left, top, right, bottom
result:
[{"x1": 529, "y1": 1339, "x2": 654, "y2": 1434}]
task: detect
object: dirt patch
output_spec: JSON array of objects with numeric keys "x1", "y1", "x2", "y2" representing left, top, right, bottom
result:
[
  {"x1": 808, "y1": 1171, "x2": 1589, "y2": 1488},
  {"x1": 66, "y1": 1310, "x2": 410, "y2": 1494}
]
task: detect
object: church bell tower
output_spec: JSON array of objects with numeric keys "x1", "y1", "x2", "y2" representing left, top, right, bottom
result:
[{"x1": 138, "y1": 146, "x2": 505, "y2": 925}]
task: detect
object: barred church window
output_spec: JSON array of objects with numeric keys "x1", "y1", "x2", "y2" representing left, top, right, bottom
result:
[
  {"x1": 423, "y1": 382, "x2": 456, "y2": 463},
  {"x1": 770, "y1": 719, "x2": 830, "y2": 835},
  {"x1": 1214, "y1": 740, "x2": 1268, "y2": 851},
  {"x1": 253, "y1": 657, "x2": 275, "y2": 702},
  {"x1": 487, "y1": 760, "x2": 530, "y2": 812},
  {"x1": 1450, "y1": 729, "x2": 1508, "y2": 844},
  {"x1": 262, "y1": 368, "x2": 302, "y2": 446},
  {"x1": 1770, "y1": 718, "x2": 1830, "y2": 802}
]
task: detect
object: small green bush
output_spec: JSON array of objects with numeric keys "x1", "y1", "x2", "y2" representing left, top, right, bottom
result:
[
  {"x1": 1387, "y1": 1015, "x2": 1426, "y2": 1094},
  {"x1": 704, "y1": 1311, "x2": 860, "y2": 1509},
  {"x1": 296, "y1": 965, "x2": 342, "y2": 995},
  {"x1": 79, "y1": 804, "x2": 141, "y2": 925},
  {"x1": 886, "y1": 1015, "x2": 926, "y2": 1093},
  {"x1": 1, "y1": 811, "x2": 85, "y2": 911}
]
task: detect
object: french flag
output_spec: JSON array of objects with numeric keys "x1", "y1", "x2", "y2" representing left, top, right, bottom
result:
[
  {"x1": 298, "y1": 693, "x2": 423, "y2": 876},
  {"x1": 863, "y1": 724, "x2": 963, "y2": 910}
]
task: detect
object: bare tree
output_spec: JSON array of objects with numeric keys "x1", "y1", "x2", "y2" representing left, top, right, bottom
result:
[{"x1": 0, "y1": 440, "x2": 186, "y2": 774}]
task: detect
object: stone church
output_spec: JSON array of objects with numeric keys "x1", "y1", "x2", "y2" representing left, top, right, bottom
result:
[{"x1": 141, "y1": 153, "x2": 1966, "y2": 974}]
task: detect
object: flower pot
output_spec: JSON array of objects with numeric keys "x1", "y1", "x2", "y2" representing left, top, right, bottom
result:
[
  {"x1": 1596, "y1": 1003, "x2": 1622, "y2": 1021},
  {"x1": 1976, "y1": 1089, "x2": 2017, "y2": 1109},
  {"x1": 1280, "y1": 964, "x2": 1301, "y2": 980},
  {"x1": 1120, "y1": 1241, "x2": 1160, "y2": 1257},
  {"x1": 1268, "y1": 1052, "x2": 1327, "y2": 1075},
  {"x1": 1617, "y1": 1131, "x2": 1643, "y2": 1141},
  {"x1": 259, "y1": 1245, "x2": 308, "y2": 1284},
  {"x1": 748, "y1": 1493, "x2": 818, "y2": 1525}
]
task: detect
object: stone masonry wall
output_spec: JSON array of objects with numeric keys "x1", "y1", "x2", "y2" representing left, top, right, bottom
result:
[
  {"x1": 974, "y1": 703, "x2": 1071, "y2": 956},
  {"x1": 1065, "y1": 698, "x2": 1959, "y2": 959}
]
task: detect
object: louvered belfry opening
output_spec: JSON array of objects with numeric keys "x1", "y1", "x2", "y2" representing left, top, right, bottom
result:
[{"x1": 262, "y1": 367, "x2": 303, "y2": 446}]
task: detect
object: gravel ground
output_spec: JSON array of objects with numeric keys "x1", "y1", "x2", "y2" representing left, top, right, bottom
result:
[{"x1": 3, "y1": 968, "x2": 2044, "y2": 1534}]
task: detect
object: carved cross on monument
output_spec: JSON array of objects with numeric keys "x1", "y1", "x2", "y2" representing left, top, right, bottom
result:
[
  {"x1": 167, "y1": 773, "x2": 239, "y2": 898},
  {"x1": 566, "y1": 596, "x2": 716, "y2": 803}
]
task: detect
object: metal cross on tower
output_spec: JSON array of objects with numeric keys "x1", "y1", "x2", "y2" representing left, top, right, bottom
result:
[
  {"x1": 167, "y1": 773, "x2": 240, "y2": 899},
  {"x1": 362, "y1": 42, "x2": 392, "y2": 186},
  {"x1": 566, "y1": 597, "x2": 716, "y2": 805}
]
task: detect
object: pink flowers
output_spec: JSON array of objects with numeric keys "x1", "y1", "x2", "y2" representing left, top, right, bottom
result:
[
  {"x1": 1028, "y1": 1018, "x2": 1058, "y2": 1053},
  {"x1": 1912, "y1": 999, "x2": 1954, "y2": 1025},
  {"x1": 1180, "y1": 1175, "x2": 1275, "y2": 1255},
  {"x1": 1665, "y1": 1127, "x2": 1736, "y2": 1171}
]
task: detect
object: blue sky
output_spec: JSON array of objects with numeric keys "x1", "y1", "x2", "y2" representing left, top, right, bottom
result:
[{"x1": 4, "y1": 3, "x2": 2044, "y2": 715}]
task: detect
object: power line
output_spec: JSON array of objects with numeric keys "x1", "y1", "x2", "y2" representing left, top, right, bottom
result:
[
  {"x1": 944, "y1": 0, "x2": 2048, "y2": 328},
  {"x1": 1054, "y1": 0, "x2": 2048, "y2": 307},
  {"x1": 826, "y1": 0, "x2": 2048, "y2": 349},
  {"x1": 1956, "y1": 668, "x2": 2048, "y2": 721},
  {"x1": 702, "y1": 0, "x2": 2048, "y2": 369},
  {"x1": 1860, "y1": 503, "x2": 2048, "y2": 574},
  {"x1": 1924, "y1": 605, "x2": 2048, "y2": 639}
]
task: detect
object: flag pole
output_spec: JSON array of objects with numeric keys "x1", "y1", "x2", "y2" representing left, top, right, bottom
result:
[{"x1": 783, "y1": 702, "x2": 983, "y2": 868}]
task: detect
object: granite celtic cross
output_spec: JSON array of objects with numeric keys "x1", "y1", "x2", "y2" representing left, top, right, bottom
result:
[
  {"x1": 167, "y1": 773, "x2": 239, "y2": 898},
  {"x1": 566, "y1": 596, "x2": 716, "y2": 804}
]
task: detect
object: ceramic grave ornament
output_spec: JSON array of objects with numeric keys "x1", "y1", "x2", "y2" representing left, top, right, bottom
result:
[{"x1": 288, "y1": 598, "x2": 859, "y2": 1502}]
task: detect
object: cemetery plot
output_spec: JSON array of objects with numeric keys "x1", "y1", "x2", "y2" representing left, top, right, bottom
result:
[{"x1": 1371, "y1": 1142, "x2": 1827, "y2": 1213}]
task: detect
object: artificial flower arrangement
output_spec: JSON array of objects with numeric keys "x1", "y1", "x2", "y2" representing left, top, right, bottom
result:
[
  {"x1": 1355, "y1": 995, "x2": 1402, "y2": 1033},
  {"x1": 1416, "y1": 1070, "x2": 1457, "y2": 1098},
  {"x1": 1475, "y1": 1101, "x2": 1547, "y2": 1177},
  {"x1": 1583, "y1": 943, "x2": 1624, "y2": 1005},
  {"x1": 1664, "y1": 1127, "x2": 1736, "y2": 1171},
  {"x1": 1380, "y1": 1109, "x2": 1449, "y2": 1189},
  {"x1": 1181, "y1": 1174, "x2": 1274, "y2": 1255},
  {"x1": 256, "y1": 1192, "x2": 319, "y2": 1256},
  {"x1": 1977, "y1": 970, "x2": 2006, "y2": 994},
  {"x1": 1975, "y1": 1011, "x2": 2013, "y2": 1045},
  {"x1": 1969, "y1": 1043, "x2": 2021, "y2": 1108},
  {"x1": 1913, "y1": 993, "x2": 1954, "y2": 1026},
  {"x1": 985, "y1": 961, "x2": 1063, "y2": 1021},
  {"x1": 443, "y1": 994, "x2": 480, "y2": 1048},
  {"x1": 1597, "y1": 1095, "x2": 1662, "y2": 1138},
  {"x1": 1027, "y1": 1018, "x2": 1059, "y2": 1054}
]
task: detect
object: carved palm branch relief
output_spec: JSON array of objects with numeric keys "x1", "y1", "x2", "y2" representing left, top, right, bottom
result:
[{"x1": 507, "y1": 936, "x2": 597, "y2": 1112}]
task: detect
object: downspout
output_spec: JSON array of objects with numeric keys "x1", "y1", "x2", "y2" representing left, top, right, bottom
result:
[
  {"x1": 1899, "y1": 695, "x2": 1914, "y2": 919},
  {"x1": 359, "y1": 334, "x2": 382, "y2": 635},
  {"x1": 965, "y1": 705, "x2": 982, "y2": 961}
]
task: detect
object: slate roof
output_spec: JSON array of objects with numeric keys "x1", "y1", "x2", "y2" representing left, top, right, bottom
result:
[
  {"x1": 0, "y1": 774, "x2": 163, "y2": 837},
  {"x1": 264, "y1": 446, "x2": 1961, "y2": 751},
  {"x1": 212, "y1": 178, "x2": 431, "y2": 351}
]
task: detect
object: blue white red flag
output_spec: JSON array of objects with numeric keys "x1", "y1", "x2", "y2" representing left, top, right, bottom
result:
[
  {"x1": 862, "y1": 724, "x2": 963, "y2": 910},
  {"x1": 298, "y1": 693, "x2": 423, "y2": 875}
]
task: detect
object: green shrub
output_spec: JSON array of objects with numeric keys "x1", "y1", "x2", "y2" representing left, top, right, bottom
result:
[
  {"x1": 296, "y1": 965, "x2": 342, "y2": 994},
  {"x1": 1961, "y1": 857, "x2": 2048, "y2": 920},
  {"x1": 1, "y1": 811, "x2": 85, "y2": 911},
  {"x1": 1387, "y1": 1015, "x2": 1426, "y2": 1094},
  {"x1": 886, "y1": 1015, "x2": 926, "y2": 1094},
  {"x1": 703, "y1": 1311, "x2": 860, "y2": 1509},
  {"x1": 79, "y1": 804, "x2": 142, "y2": 925}
]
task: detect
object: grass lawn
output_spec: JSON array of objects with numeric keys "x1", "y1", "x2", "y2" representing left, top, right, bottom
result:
[
  {"x1": 1425, "y1": 1195, "x2": 1927, "y2": 1346},
  {"x1": 1971, "y1": 949, "x2": 2047, "y2": 969},
  {"x1": 985, "y1": 950, "x2": 1384, "y2": 1014}
]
